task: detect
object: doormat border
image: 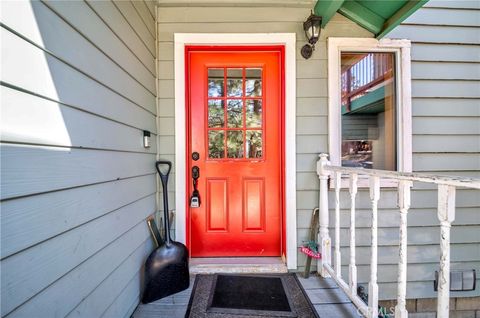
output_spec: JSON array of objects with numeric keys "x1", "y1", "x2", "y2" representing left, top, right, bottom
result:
[{"x1": 185, "y1": 273, "x2": 320, "y2": 318}]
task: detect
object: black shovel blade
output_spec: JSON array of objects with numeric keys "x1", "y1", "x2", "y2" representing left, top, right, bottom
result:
[{"x1": 141, "y1": 242, "x2": 190, "y2": 303}]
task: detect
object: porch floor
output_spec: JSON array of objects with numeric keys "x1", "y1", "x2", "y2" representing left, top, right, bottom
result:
[{"x1": 132, "y1": 273, "x2": 359, "y2": 317}]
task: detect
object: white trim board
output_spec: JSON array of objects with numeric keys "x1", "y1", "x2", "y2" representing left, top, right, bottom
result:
[
  {"x1": 173, "y1": 33, "x2": 297, "y2": 269},
  {"x1": 327, "y1": 37, "x2": 412, "y2": 187}
]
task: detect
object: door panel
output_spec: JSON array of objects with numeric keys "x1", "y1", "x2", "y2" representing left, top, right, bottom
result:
[
  {"x1": 243, "y1": 178, "x2": 265, "y2": 232},
  {"x1": 206, "y1": 178, "x2": 228, "y2": 231},
  {"x1": 187, "y1": 48, "x2": 283, "y2": 257}
]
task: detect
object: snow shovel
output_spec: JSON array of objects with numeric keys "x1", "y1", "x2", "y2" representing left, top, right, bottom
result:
[{"x1": 142, "y1": 160, "x2": 190, "y2": 303}]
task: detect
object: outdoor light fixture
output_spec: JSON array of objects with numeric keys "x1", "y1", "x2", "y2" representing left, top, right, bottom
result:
[
  {"x1": 301, "y1": 11, "x2": 322, "y2": 59},
  {"x1": 143, "y1": 130, "x2": 151, "y2": 148}
]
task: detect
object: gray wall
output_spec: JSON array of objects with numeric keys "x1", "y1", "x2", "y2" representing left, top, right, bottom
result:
[
  {"x1": 1, "y1": 1, "x2": 157, "y2": 317},
  {"x1": 156, "y1": 0, "x2": 480, "y2": 301},
  {"x1": 155, "y1": 4, "x2": 371, "y2": 270},
  {"x1": 333, "y1": 0, "x2": 480, "y2": 300},
  {"x1": 367, "y1": 0, "x2": 480, "y2": 299},
  {"x1": 328, "y1": 0, "x2": 480, "y2": 300}
]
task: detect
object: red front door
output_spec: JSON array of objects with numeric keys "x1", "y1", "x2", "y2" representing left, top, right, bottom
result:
[{"x1": 186, "y1": 47, "x2": 284, "y2": 257}]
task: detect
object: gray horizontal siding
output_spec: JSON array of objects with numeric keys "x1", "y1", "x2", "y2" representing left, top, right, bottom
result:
[
  {"x1": 43, "y1": 0, "x2": 156, "y2": 91},
  {"x1": 1, "y1": 86, "x2": 157, "y2": 153},
  {"x1": 411, "y1": 43, "x2": 480, "y2": 63},
  {"x1": 2, "y1": 1, "x2": 155, "y2": 112},
  {"x1": 299, "y1": 207, "x2": 479, "y2": 228},
  {"x1": 405, "y1": 7, "x2": 480, "y2": 27},
  {"x1": 0, "y1": 1, "x2": 157, "y2": 317},
  {"x1": 155, "y1": 6, "x2": 370, "y2": 247},
  {"x1": 86, "y1": 0, "x2": 155, "y2": 71},
  {"x1": 154, "y1": 1, "x2": 480, "y2": 302},
  {"x1": 388, "y1": 24, "x2": 479, "y2": 44},
  {"x1": 388, "y1": 1, "x2": 480, "y2": 176},
  {"x1": 1, "y1": 28, "x2": 155, "y2": 131},
  {"x1": 112, "y1": 0, "x2": 155, "y2": 56},
  {"x1": 424, "y1": 0, "x2": 480, "y2": 10},
  {"x1": 337, "y1": 1, "x2": 480, "y2": 300}
]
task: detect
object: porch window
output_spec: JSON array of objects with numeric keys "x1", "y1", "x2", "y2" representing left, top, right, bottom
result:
[
  {"x1": 341, "y1": 52, "x2": 396, "y2": 170},
  {"x1": 328, "y1": 38, "x2": 412, "y2": 185}
]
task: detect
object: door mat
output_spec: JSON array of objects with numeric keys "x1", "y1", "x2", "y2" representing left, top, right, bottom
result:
[{"x1": 185, "y1": 274, "x2": 319, "y2": 318}]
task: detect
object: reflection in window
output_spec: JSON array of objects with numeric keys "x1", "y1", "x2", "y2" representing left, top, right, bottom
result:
[
  {"x1": 208, "y1": 131, "x2": 225, "y2": 158},
  {"x1": 227, "y1": 100, "x2": 243, "y2": 128},
  {"x1": 227, "y1": 131, "x2": 244, "y2": 158},
  {"x1": 246, "y1": 100, "x2": 262, "y2": 127},
  {"x1": 341, "y1": 52, "x2": 396, "y2": 170},
  {"x1": 227, "y1": 68, "x2": 243, "y2": 97},
  {"x1": 246, "y1": 131, "x2": 262, "y2": 158},
  {"x1": 208, "y1": 68, "x2": 224, "y2": 97},
  {"x1": 208, "y1": 100, "x2": 224, "y2": 128},
  {"x1": 246, "y1": 68, "x2": 262, "y2": 97}
]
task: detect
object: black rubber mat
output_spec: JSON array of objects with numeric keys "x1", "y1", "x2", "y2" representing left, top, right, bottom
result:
[{"x1": 211, "y1": 275, "x2": 291, "y2": 311}]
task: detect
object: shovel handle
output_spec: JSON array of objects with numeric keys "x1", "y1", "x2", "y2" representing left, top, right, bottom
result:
[
  {"x1": 155, "y1": 161, "x2": 172, "y2": 185},
  {"x1": 156, "y1": 160, "x2": 172, "y2": 244}
]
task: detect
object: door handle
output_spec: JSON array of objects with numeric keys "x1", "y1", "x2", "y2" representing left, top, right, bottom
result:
[
  {"x1": 192, "y1": 166, "x2": 200, "y2": 180},
  {"x1": 190, "y1": 166, "x2": 201, "y2": 208}
]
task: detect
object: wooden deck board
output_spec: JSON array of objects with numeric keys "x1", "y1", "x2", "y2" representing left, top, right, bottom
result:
[{"x1": 132, "y1": 273, "x2": 359, "y2": 317}]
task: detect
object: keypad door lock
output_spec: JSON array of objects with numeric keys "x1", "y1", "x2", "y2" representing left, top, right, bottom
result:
[
  {"x1": 190, "y1": 196, "x2": 200, "y2": 208},
  {"x1": 190, "y1": 166, "x2": 201, "y2": 208}
]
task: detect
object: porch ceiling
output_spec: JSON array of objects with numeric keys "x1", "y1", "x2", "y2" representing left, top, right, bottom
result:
[{"x1": 314, "y1": 0, "x2": 429, "y2": 38}]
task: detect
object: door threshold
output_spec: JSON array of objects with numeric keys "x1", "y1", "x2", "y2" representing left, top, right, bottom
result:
[{"x1": 189, "y1": 257, "x2": 288, "y2": 274}]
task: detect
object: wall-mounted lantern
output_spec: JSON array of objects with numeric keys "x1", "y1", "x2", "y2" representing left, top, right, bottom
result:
[
  {"x1": 143, "y1": 130, "x2": 151, "y2": 148},
  {"x1": 301, "y1": 11, "x2": 322, "y2": 59}
]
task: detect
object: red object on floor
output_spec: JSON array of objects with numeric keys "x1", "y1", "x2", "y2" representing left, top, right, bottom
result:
[{"x1": 300, "y1": 246, "x2": 321, "y2": 259}]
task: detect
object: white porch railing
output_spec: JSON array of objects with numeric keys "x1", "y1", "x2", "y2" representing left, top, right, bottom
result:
[{"x1": 316, "y1": 153, "x2": 480, "y2": 318}]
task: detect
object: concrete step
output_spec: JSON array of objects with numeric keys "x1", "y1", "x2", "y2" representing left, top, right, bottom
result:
[{"x1": 189, "y1": 257, "x2": 288, "y2": 274}]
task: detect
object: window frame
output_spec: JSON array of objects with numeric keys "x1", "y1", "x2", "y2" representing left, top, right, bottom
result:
[{"x1": 327, "y1": 37, "x2": 412, "y2": 187}]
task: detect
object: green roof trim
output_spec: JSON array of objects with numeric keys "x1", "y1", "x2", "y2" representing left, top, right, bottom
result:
[
  {"x1": 338, "y1": 1, "x2": 385, "y2": 35},
  {"x1": 314, "y1": 0, "x2": 429, "y2": 39},
  {"x1": 376, "y1": 0, "x2": 430, "y2": 38},
  {"x1": 314, "y1": 0, "x2": 345, "y2": 28}
]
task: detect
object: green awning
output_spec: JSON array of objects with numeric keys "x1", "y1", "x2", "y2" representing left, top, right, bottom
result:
[{"x1": 314, "y1": 0, "x2": 429, "y2": 38}]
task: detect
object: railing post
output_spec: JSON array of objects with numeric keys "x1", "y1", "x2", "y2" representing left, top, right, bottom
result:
[
  {"x1": 437, "y1": 184, "x2": 456, "y2": 318},
  {"x1": 317, "y1": 153, "x2": 331, "y2": 277},
  {"x1": 368, "y1": 176, "x2": 380, "y2": 318},
  {"x1": 349, "y1": 173, "x2": 358, "y2": 295},
  {"x1": 395, "y1": 180, "x2": 412, "y2": 318},
  {"x1": 334, "y1": 172, "x2": 342, "y2": 279}
]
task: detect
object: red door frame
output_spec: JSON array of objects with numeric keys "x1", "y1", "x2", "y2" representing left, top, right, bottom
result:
[{"x1": 185, "y1": 45, "x2": 286, "y2": 257}]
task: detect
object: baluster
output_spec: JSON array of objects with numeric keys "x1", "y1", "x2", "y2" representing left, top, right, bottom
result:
[
  {"x1": 317, "y1": 154, "x2": 331, "y2": 277},
  {"x1": 349, "y1": 173, "x2": 358, "y2": 295},
  {"x1": 437, "y1": 184, "x2": 456, "y2": 318},
  {"x1": 368, "y1": 177, "x2": 380, "y2": 318},
  {"x1": 334, "y1": 172, "x2": 342, "y2": 278},
  {"x1": 395, "y1": 180, "x2": 412, "y2": 318}
]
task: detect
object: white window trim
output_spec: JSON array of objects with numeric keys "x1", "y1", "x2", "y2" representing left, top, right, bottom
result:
[
  {"x1": 327, "y1": 37, "x2": 412, "y2": 187},
  {"x1": 173, "y1": 33, "x2": 297, "y2": 269}
]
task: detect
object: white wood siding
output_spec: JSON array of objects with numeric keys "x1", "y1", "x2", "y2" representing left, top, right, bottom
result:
[{"x1": 0, "y1": 1, "x2": 157, "y2": 317}]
